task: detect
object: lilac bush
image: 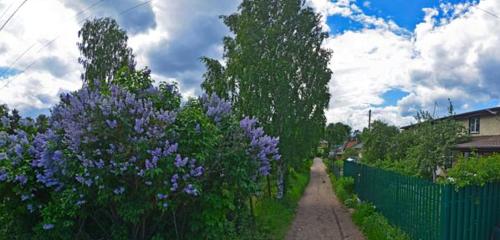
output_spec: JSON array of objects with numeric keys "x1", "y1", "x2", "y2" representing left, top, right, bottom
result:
[
  {"x1": 200, "y1": 93, "x2": 232, "y2": 123},
  {"x1": 240, "y1": 116, "x2": 280, "y2": 176},
  {"x1": 26, "y1": 85, "x2": 204, "y2": 236}
]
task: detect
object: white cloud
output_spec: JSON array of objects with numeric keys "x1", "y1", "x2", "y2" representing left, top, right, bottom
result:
[
  {"x1": 316, "y1": 0, "x2": 500, "y2": 130},
  {"x1": 1, "y1": 0, "x2": 499, "y2": 133},
  {"x1": 0, "y1": 0, "x2": 81, "y2": 115}
]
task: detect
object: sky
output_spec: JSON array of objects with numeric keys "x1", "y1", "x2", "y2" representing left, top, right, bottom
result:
[{"x1": 0, "y1": 0, "x2": 499, "y2": 130}]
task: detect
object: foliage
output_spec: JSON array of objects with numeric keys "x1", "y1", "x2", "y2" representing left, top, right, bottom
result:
[
  {"x1": 361, "y1": 120, "x2": 399, "y2": 164},
  {"x1": 325, "y1": 122, "x2": 351, "y2": 150},
  {"x1": 332, "y1": 177, "x2": 354, "y2": 204},
  {"x1": 352, "y1": 203, "x2": 409, "y2": 240},
  {"x1": 202, "y1": 0, "x2": 331, "y2": 198},
  {"x1": 78, "y1": 17, "x2": 136, "y2": 89},
  {"x1": 0, "y1": 82, "x2": 282, "y2": 239},
  {"x1": 327, "y1": 173, "x2": 408, "y2": 240},
  {"x1": 361, "y1": 113, "x2": 467, "y2": 179},
  {"x1": 254, "y1": 167, "x2": 310, "y2": 240},
  {"x1": 445, "y1": 154, "x2": 500, "y2": 188}
]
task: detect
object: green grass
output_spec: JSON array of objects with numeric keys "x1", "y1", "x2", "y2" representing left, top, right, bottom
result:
[
  {"x1": 253, "y1": 167, "x2": 310, "y2": 239},
  {"x1": 324, "y1": 159, "x2": 409, "y2": 240}
]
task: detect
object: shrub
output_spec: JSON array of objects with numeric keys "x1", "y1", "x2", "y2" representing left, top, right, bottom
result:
[
  {"x1": 334, "y1": 177, "x2": 354, "y2": 203},
  {"x1": 353, "y1": 203, "x2": 409, "y2": 240},
  {"x1": 445, "y1": 154, "x2": 500, "y2": 188},
  {"x1": 0, "y1": 85, "x2": 282, "y2": 239}
]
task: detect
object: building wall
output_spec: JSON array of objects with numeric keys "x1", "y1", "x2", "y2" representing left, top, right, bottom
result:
[{"x1": 458, "y1": 115, "x2": 500, "y2": 136}]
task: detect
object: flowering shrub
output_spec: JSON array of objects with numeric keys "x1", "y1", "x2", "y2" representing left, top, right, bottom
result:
[
  {"x1": 0, "y1": 87, "x2": 282, "y2": 239},
  {"x1": 240, "y1": 116, "x2": 280, "y2": 176}
]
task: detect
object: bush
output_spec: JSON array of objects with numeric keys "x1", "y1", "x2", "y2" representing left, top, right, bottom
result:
[
  {"x1": 0, "y1": 85, "x2": 282, "y2": 239},
  {"x1": 334, "y1": 177, "x2": 354, "y2": 203},
  {"x1": 445, "y1": 154, "x2": 500, "y2": 188},
  {"x1": 352, "y1": 203, "x2": 409, "y2": 240}
]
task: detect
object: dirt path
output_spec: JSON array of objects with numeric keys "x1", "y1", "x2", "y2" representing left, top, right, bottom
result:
[{"x1": 285, "y1": 158, "x2": 365, "y2": 240}]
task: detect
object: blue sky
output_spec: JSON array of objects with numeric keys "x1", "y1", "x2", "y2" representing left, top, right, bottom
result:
[
  {"x1": 0, "y1": 0, "x2": 499, "y2": 130},
  {"x1": 327, "y1": 0, "x2": 474, "y2": 33}
]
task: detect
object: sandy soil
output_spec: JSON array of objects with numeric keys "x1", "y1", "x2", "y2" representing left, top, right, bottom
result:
[{"x1": 285, "y1": 158, "x2": 365, "y2": 240}]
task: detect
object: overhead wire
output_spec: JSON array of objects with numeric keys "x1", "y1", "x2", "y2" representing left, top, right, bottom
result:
[
  {"x1": 0, "y1": 0, "x2": 17, "y2": 23},
  {"x1": 0, "y1": 0, "x2": 29, "y2": 32},
  {"x1": 0, "y1": 0, "x2": 154, "y2": 89}
]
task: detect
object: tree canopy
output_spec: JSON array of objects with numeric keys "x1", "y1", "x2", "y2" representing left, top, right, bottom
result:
[
  {"x1": 202, "y1": 0, "x2": 332, "y2": 198},
  {"x1": 78, "y1": 17, "x2": 136, "y2": 89},
  {"x1": 325, "y1": 122, "x2": 352, "y2": 149}
]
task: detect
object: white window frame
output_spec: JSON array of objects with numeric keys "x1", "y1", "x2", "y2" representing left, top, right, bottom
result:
[{"x1": 469, "y1": 116, "x2": 480, "y2": 134}]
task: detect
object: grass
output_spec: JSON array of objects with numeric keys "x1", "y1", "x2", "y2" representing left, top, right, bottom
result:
[
  {"x1": 324, "y1": 159, "x2": 409, "y2": 240},
  {"x1": 253, "y1": 165, "x2": 311, "y2": 239}
]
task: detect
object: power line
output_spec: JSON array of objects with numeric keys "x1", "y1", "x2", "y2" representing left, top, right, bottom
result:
[
  {"x1": 0, "y1": 0, "x2": 17, "y2": 23},
  {"x1": 473, "y1": 5, "x2": 500, "y2": 19},
  {"x1": 0, "y1": 0, "x2": 105, "y2": 82},
  {"x1": 1, "y1": 0, "x2": 154, "y2": 89},
  {"x1": 0, "y1": 0, "x2": 29, "y2": 32},
  {"x1": 119, "y1": 0, "x2": 152, "y2": 15}
]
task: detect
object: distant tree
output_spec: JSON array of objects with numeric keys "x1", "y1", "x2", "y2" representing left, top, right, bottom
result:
[
  {"x1": 405, "y1": 110, "x2": 467, "y2": 180},
  {"x1": 361, "y1": 120, "x2": 399, "y2": 164},
  {"x1": 324, "y1": 122, "x2": 352, "y2": 149},
  {"x1": 202, "y1": 0, "x2": 332, "y2": 198},
  {"x1": 35, "y1": 114, "x2": 49, "y2": 133},
  {"x1": 78, "y1": 17, "x2": 136, "y2": 89}
]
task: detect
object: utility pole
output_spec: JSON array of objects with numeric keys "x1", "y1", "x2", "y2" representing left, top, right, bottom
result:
[{"x1": 368, "y1": 109, "x2": 372, "y2": 130}]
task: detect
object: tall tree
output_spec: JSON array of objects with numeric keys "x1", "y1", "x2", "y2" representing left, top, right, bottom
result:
[
  {"x1": 325, "y1": 122, "x2": 352, "y2": 150},
  {"x1": 78, "y1": 17, "x2": 136, "y2": 89},
  {"x1": 203, "y1": 0, "x2": 331, "y2": 198}
]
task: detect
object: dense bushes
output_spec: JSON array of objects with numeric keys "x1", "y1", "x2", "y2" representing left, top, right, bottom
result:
[
  {"x1": 361, "y1": 116, "x2": 467, "y2": 180},
  {"x1": 352, "y1": 203, "x2": 409, "y2": 240},
  {"x1": 0, "y1": 81, "x2": 282, "y2": 239},
  {"x1": 445, "y1": 154, "x2": 500, "y2": 187}
]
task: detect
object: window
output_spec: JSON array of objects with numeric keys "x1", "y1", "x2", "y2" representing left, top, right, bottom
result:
[{"x1": 469, "y1": 116, "x2": 480, "y2": 134}]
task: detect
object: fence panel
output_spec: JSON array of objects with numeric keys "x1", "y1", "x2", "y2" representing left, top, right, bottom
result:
[{"x1": 343, "y1": 161, "x2": 500, "y2": 240}]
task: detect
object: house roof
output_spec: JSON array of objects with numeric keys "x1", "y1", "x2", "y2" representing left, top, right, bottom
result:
[
  {"x1": 401, "y1": 106, "x2": 500, "y2": 130},
  {"x1": 454, "y1": 135, "x2": 500, "y2": 150}
]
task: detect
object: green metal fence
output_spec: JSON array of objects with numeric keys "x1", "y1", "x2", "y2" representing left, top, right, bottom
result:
[
  {"x1": 344, "y1": 161, "x2": 500, "y2": 240},
  {"x1": 332, "y1": 162, "x2": 341, "y2": 179}
]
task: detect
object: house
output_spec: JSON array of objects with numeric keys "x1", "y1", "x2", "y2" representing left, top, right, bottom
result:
[
  {"x1": 402, "y1": 106, "x2": 500, "y2": 156},
  {"x1": 334, "y1": 137, "x2": 362, "y2": 160}
]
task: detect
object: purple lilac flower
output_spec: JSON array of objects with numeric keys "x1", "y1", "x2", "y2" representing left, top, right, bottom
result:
[
  {"x1": 0, "y1": 116, "x2": 10, "y2": 127},
  {"x1": 14, "y1": 144, "x2": 23, "y2": 158},
  {"x1": 134, "y1": 119, "x2": 144, "y2": 133},
  {"x1": 157, "y1": 193, "x2": 168, "y2": 200},
  {"x1": 240, "y1": 117, "x2": 280, "y2": 176},
  {"x1": 0, "y1": 170, "x2": 7, "y2": 182},
  {"x1": 43, "y1": 223, "x2": 54, "y2": 230},
  {"x1": 27, "y1": 204, "x2": 34, "y2": 213},
  {"x1": 21, "y1": 194, "x2": 30, "y2": 201},
  {"x1": 106, "y1": 119, "x2": 118, "y2": 128},
  {"x1": 174, "y1": 154, "x2": 188, "y2": 168},
  {"x1": 113, "y1": 186, "x2": 125, "y2": 195},
  {"x1": 162, "y1": 202, "x2": 168, "y2": 208},
  {"x1": 200, "y1": 94, "x2": 232, "y2": 123},
  {"x1": 15, "y1": 175, "x2": 27, "y2": 185},
  {"x1": 190, "y1": 166, "x2": 204, "y2": 177},
  {"x1": 194, "y1": 123, "x2": 201, "y2": 134},
  {"x1": 184, "y1": 184, "x2": 198, "y2": 196},
  {"x1": 170, "y1": 174, "x2": 179, "y2": 191}
]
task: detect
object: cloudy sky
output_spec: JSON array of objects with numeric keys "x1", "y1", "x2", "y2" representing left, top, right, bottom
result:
[{"x1": 0, "y1": 0, "x2": 499, "y2": 130}]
